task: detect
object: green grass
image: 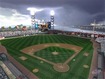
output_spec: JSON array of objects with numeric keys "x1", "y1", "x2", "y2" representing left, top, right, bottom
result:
[
  {"x1": 34, "y1": 46, "x2": 75, "y2": 63},
  {"x1": 0, "y1": 34, "x2": 93, "y2": 79}
]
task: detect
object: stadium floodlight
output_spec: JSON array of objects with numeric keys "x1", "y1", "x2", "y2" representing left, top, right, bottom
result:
[
  {"x1": 90, "y1": 23, "x2": 95, "y2": 26},
  {"x1": 27, "y1": 7, "x2": 43, "y2": 31},
  {"x1": 50, "y1": 10, "x2": 55, "y2": 16},
  {"x1": 50, "y1": 10, "x2": 55, "y2": 30},
  {"x1": 27, "y1": 8, "x2": 43, "y2": 15}
]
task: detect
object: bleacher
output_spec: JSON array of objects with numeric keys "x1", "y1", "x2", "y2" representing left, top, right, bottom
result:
[
  {"x1": 0, "y1": 66, "x2": 9, "y2": 79},
  {"x1": 0, "y1": 53, "x2": 28, "y2": 79},
  {"x1": 95, "y1": 38, "x2": 105, "y2": 79}
]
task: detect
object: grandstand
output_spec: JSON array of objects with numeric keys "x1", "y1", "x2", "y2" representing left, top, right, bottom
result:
[
  {"x1": 95, "y1": 37, "x2": 105, "y2": 79},
  {"x1": 0, "y1": 66, "x2": 9, "y2": 79},
  {"x1": 0, "y1": 52, "x2": 28, "y2": 79}
]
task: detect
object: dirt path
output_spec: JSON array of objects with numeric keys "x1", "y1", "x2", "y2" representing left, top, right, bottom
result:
[
  {"x1": 0, "y1": 45, "x2": 39, "y2": 79},
  {"x1": 88, "y1": 39, "x2": 99, "y2": 79},
  {"x1": 21, "y1": 43, "x2": 82, "y2": 72},
  {"x1": 21, "y1": 43, "x2": 82, "y2": 54},
  {"x1": 29, "y1": 54, "x2": 56, "y2": 65},
  {"x1": 0, "y1": 43, "x2": 82, "y2": 78},
  {"x1": 21, "y1": 43, "x2": 82, "y2": 66},
  {"x1": 63, "y1": 52, "x2": 79, "y2": 64}
]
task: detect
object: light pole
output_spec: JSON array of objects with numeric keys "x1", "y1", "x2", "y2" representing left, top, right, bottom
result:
[
  {"x1": 90, "y1": 20, "x2": 96, "y2": 38},
  {"x1": 27, "y1": 8, "x2": 43, "y2": 31},
  {"x1": 50, "y1": 10, "x2": 55, "y2": 30}
]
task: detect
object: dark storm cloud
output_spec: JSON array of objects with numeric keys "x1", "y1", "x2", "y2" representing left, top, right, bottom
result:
[
  {"x1": 0, "y1": 0, "x2": 105, "y2": 26},
  {"x1": 0, "y1": 0, "x2": 66, "y2": 8},
  {"x1": 0, "y1": 0, "x2": 65, "y2": 15},
  {"x1": 66, "y1": 0, "x2": 104, "y2": 14},
  {"x1": 0, "y1": 0, "x2": 104, "y2": 13}
]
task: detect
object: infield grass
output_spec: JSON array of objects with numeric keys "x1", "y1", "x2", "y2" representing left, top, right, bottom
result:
[{"x1": 34, "y1": 46, "x2": 75, "y2": 63}]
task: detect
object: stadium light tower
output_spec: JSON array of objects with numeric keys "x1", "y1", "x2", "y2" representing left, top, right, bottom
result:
[
  {"x1": 50, "y1": 10, "x2": 55, "y2": 30},
  {"x1": 90, "y1": 20, "x2": 97, "y2": 38},
  {"x1": 27, "y1": 8, "x2": 43, "y2": 30},
  {"x1": 91, "y1": 20, "x2": 96, "y2": 34}
]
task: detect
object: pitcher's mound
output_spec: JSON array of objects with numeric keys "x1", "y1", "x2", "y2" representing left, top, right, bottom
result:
[
  {"x1": 83, "y1": 65, "x2": 89, "y2": 68},
  {"x1": 53, "y1": 63, "x2": 69, "y2": 72},
  {"x1": 52, "y1": 51, "x2": 59, "y2": 55},
  {"x1": 33, "y1": 68, "x2": 39, "y2": 73}
]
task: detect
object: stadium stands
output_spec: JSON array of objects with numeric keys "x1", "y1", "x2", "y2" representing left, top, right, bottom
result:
[
  {"x1": 0, "y1": 53, "x2": 29, "y2": 79},
  {"x1": 0, "y1": 66, "x2": 9, "y2": 79},
  {"x1": 95, "y1": 37, "x2": 105, "y2": 79}
]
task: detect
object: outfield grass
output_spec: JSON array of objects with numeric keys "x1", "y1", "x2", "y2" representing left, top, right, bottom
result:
[{"x1": 0, "y1": 34, "x2": 93, "y2": 79}]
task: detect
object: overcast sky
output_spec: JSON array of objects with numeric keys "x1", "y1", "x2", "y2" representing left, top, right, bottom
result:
[{"x1": 0, "y1": 0, "x2": 105, "y2": 27}]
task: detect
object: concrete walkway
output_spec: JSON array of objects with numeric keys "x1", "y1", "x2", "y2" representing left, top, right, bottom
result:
[{"x1": 88, "y1": 39, "x2": 99, "y2": 79}]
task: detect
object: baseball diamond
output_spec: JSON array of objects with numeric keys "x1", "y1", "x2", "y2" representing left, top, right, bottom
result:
[{"x1": 0, "y1": 34, "x2": 93, "y2": 79}]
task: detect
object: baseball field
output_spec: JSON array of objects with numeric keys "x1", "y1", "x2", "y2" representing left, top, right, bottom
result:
[{"x1": 0, "y1": 34, "x2": 93, "y2": 79}]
